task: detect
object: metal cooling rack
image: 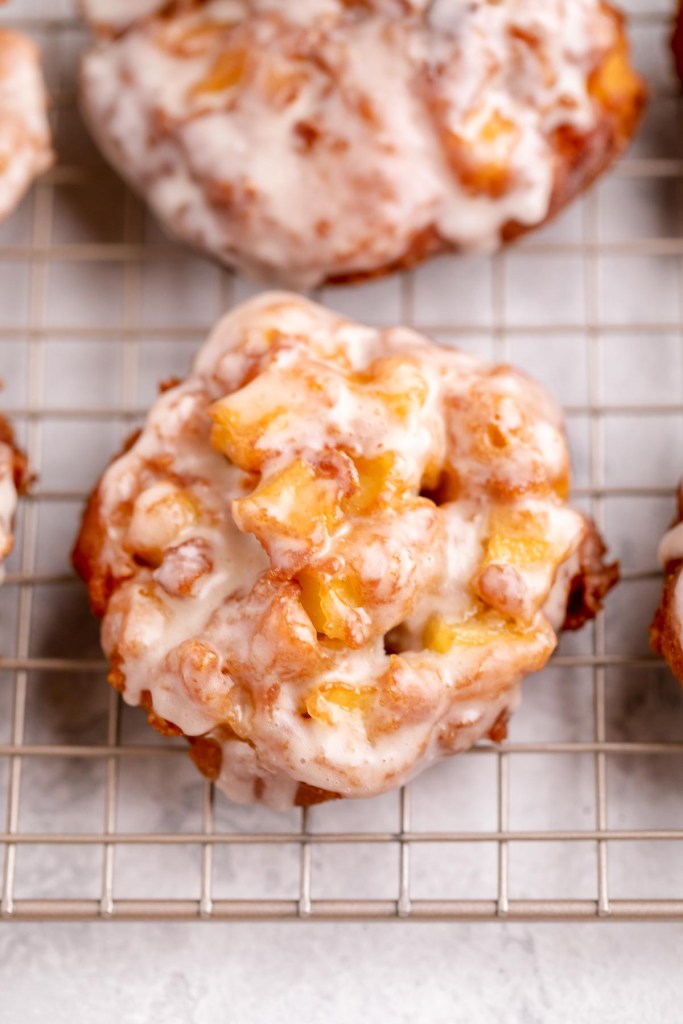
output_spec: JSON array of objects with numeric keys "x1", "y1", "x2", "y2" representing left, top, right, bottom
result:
[{"x1": 2, "y1": 0, "x2": 683, "y2": 922}]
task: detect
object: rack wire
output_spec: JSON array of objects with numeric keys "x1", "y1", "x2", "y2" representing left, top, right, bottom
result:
[{"x1": 1, "y1": 0, "x2": 683, "y2": 922}]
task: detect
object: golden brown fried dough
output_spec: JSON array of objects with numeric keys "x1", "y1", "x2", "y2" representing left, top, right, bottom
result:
[{"x1": 74, "y1": 294, "x2": 618, "y2": 808}]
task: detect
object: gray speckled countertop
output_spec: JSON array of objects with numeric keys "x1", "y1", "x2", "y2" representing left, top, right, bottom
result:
[
  {"x1": 2, "y1": 921, "x2": 683, "y2": 1022},
  {"x1": 1, "y1": 0, "x2": 683, "y2": 1018}
]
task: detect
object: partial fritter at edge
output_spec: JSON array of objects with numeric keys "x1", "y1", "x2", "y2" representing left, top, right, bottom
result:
[
  {"x1": 0, "y1": 19, "x2": 53, "y2": 222},
  {"x1": 79, "y1": 0, "x2": 645, "y2": 288},
  {"x1": 73, "y1": 293, "x2": 618, "y2": 810},
  {"x1": 0, "y1": 416, "x2": 29, "y2": 580},
  {"x1": 673, "y1": 0, "x2": 683, "y2": 86},
  {"x1": 652, "y1": 490, "x2": 683, "y2": 683}
]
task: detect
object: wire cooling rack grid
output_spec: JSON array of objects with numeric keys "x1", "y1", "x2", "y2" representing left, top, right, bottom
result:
[{"x1": 1, "y1": 0, "x2": 683, "y2": 922}]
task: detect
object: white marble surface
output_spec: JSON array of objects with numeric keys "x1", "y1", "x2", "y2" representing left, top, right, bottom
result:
[
  {"x1": 1, "y1": 1, "x2": 683, "y2": 1019},
  {"x1": 1, "y1": 921, "x2": 683, "y2": 1023}
]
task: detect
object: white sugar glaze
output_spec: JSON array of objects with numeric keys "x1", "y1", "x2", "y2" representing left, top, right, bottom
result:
[
  {"x1": 659, "y1": 522, "x2": 683, "y2": 569},
  {"x1": 80, "y1": 0, "x2": 634, "y2": 287}
]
